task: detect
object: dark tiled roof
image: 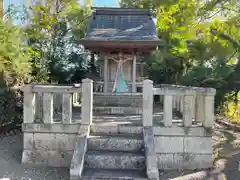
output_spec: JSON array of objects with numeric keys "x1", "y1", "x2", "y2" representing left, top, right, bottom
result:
[{"x1": 82, "y1": 7, "x2": 160, "y2": 42}]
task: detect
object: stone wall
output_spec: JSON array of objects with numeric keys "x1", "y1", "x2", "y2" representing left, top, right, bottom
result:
[
  {"x1": 154, "y1": 126, "x2": 212, "y2": 170},
  {"x1": 22, "y1": 123, "x2": 80, "y2": 167}
]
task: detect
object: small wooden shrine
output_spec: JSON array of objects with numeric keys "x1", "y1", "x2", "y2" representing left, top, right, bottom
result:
[{"x1": 79, "y1": 7, "x2": 161, "y2": 93}]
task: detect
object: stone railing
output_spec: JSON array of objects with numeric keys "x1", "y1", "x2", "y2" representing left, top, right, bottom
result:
[
  {"x1": 21, "y1": 79, "x2": 93, "y2": 168},
  {"x1": 142, "y1": 80, "x2": 216, "y2": 127},
  {"x1": 21, "y1": 79, "x2": 93, "y2": 124}
]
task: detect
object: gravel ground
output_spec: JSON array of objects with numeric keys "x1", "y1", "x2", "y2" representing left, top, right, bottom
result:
[{"x1": 0, "y1": 123, "x2": 239, "y2": 180}]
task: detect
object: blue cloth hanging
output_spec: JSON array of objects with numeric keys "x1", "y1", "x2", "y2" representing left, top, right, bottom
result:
[{"x1": 115, "y1": 63, "x2": 128, "y2": 94}]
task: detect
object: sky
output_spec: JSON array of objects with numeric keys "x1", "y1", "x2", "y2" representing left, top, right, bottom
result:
[
  {"x1": 4, "y1": 0, "x2": 118, "y2": 9},
  {"x1": 93, "y1": 0, "x2": 117, "y2": 7}
]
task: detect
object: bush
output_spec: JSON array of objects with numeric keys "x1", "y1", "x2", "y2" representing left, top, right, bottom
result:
[
  {"x1": 0, "y1": 87, "x2": 23, "y2": 134},
  {"x1": 224, "y1": 92, "x2": 240, "y2": 124}
]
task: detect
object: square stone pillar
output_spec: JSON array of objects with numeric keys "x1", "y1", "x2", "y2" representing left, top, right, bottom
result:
[
  {"x1": 164, "y1": 95, "x2": 173, "y2": 127},
  {"x1": 22, "y1": 85, "x2": 35, "y2": 123},
  {"x1": 204, "y1": 95, "x2": 215, "y2": 128},
  {"x1": 81, "y1": 78, "x2": 93, "y2": 125},
  {"x1": 143, "y1": 79, "x2": 153, "y2": 126},
  {"x1": 62, "y1": 93, "x2": 73, "y2": 124},
  {"x1": 195, "y1": 95, "x2": 205, "y2": 123},
  {"x1": 104, "y1": 56, "x2": 108, "y2": 93},
  {"x1": 132, "y1": 55, "x2": 137, "y2": 93},
  {"x1": 43, "y1": 92, "x2": 53, "y2": 123},
  {"x1": 203, "y1": 88, "x2": 216, "y2": 128},
  {"x1": 183, "y1": 95, "x2": 194, "y2": 127}
]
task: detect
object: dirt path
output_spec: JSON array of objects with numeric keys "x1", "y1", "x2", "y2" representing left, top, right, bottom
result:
[{"x1": 212, "y1": 123, "x2": 240, "y2": 180}]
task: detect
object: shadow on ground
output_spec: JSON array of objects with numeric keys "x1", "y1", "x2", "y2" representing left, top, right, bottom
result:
[{"x1": 212, "y1": 126, "x2": 240, "y2": 180}]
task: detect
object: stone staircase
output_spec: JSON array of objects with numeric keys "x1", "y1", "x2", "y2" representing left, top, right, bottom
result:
[
  {"x1": 81, "y1": 120, "x2": 147, "y2": 179},
  {"x1": 80, "y1": 94, "x2": 147, "y2": 179},
  {"x1": 93, "y1": 93, "x2": 143, "y2": 115}
]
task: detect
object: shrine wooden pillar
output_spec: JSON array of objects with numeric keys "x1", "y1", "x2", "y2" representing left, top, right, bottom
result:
[
  {"x1": 132, "y1": 55, "x2": 137, "y2": 93},
  {"x1": 104, "y1": 55, "x2": 108, "y2": 93}
]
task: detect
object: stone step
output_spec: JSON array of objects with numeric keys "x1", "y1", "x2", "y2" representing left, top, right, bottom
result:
[
  {"x1": 88, "y1": 135, "x2": 144, "y2": 152},
  {"x1": 93, "y1": 114, "x2": 143, "y2": 121},
  {"x1": 81, "y1": 168, "x2": 147, "y2": 180},
  {"x1": 84, "y1": 150, "x2": 145, "y2": 170},
  {"x1": 93, "y1": 94, "x2": 142, "y2": 107},
  {"x1": 93, "y1": 106, "x2": 142, "y2": 115},
  {"x1": 90, "y1": 123, "x2": 143, "y2": 136}
]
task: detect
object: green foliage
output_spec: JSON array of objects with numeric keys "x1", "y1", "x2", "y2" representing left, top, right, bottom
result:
[
  {"x1": 23, "y1": 0, "x2": 91, "y2": 83},
  {"x1": 0, "y1": 1, "x2": 92, "y2": 132},
  {"x1": 0, "y1": 20, "x2": 31, "y2": 86},
  {"x1": 0, "y1": 88, "x2": 23, "y2": 134},
  {"x1": 121, "y1": 0, "x2": 240, "y2": 122}
]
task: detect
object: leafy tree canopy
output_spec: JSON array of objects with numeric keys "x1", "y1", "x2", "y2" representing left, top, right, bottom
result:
[{"x1": 0, "y1": 20, "x2": 31, "y2": 86}]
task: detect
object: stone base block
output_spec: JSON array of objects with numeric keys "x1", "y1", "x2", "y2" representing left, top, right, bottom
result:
[
  {"x1": 157, "y1": 153, "x2": 212, "y2": 170},
  {"x1": 154, "y1": 136, "x2": 212, "y2": 154},
  {"x1": 22, "y1": 149, "x2": 73, "y2": 167}
]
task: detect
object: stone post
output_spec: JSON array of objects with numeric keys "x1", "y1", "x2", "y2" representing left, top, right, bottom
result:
[
  {"x1": 183, "y1": 94, "x2": 194, "y2": 127},
  {"x1": 143, "y1": 79, "x2": 153, "y2": 126},
  {"x1": 81, "y1": 78, "x2": 93, "y2": 125},
  {"x1": 62, "y1": 93, "x2": 73, "y2": 124},
  {"x1": 164, "y1": 95, "x2": 173, "y2": 127},
  {"x1": 22, "y1": 85, "x2": 35, "y2": 123},
  {"x1": 195, "y1": 94, "x2": 205, "y2": 123},
  {"x1": 104, "y1": 56, "x2": 108, "y2": 93},
  {"x1": 43, "y1": 93, "x2": 53, "y2": 123},
  {"x1": 203, "y1": 88, "x2": 216, "y2": 128},
  {"x1": 143, "y1": 127, "x2": 159, "y2": 179}
]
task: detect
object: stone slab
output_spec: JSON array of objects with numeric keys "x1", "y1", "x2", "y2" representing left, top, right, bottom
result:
[
  {"x1": 55, "y1": 134, "x2": 78, "y2": 150},
  {"x1": 93, "y1": 106, "x2": 142, "y2": 115},
  {"x1": 153, "y1": 126, "x2": 212, "y2": 137},
  {"x1": 90, "y1": 124, "x2": 142, "y2": 136},
  {"x1": 93, "y1": 94, "x2": 142, "y2": 107},
  {"x1": 184, "y1": 137, "x2": 212, "y2": 154},
  {"x1": 22, "y1": 123, "x2": 80, "y2": 134},
  {"x1": 154, "y1": 136, "x2": 184, "y2": 153},
  {"x1": 81, "y1": 168, "x2": 147, "y2": 180},
  {"x1": 88, "y1": 135, "x2": 143, "y2": 152},
  {"x1": 23, "y1": 133, "x2": 34, "y2": 150},
  {"x1": 84, "y1": 150, "x2": 145, "y2": 170},
  {"x1": 157, "y1": 153, "x2": 212, "y2": 170},
  {"x1": 34, "y1": 133, "x2": 56, "y2": 150},
  {"x1": 22, "y1": 149, "x2": 73, "y2": 167}
]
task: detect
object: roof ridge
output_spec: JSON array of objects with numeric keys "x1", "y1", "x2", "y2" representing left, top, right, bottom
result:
[
  {"x1": 91, "y1": 7, "x2": 150, "y2": 10},
  {"x1": 92, "y1": 7, "x2": 152, "y2": 16}
]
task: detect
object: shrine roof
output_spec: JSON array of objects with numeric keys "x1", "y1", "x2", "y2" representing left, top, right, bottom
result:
[{"x1": 79, "y1": 7, "x2": 162, "y2": 51}]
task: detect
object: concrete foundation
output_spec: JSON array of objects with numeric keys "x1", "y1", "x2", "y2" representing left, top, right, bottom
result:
[
  {"x1": 154, "y1": 126, "x2": 212, "y2": 170},
  {"x1": 22, "y1": 123, "x2": 80, "y2": 167},
  {"x1": 21, "y1": 80, "x2": 216, "y2": 179}
]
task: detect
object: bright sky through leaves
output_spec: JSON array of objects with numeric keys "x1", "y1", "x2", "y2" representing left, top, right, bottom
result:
[{"x1": 3, "y1": 0, "x2": 118, "y2": 9}]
